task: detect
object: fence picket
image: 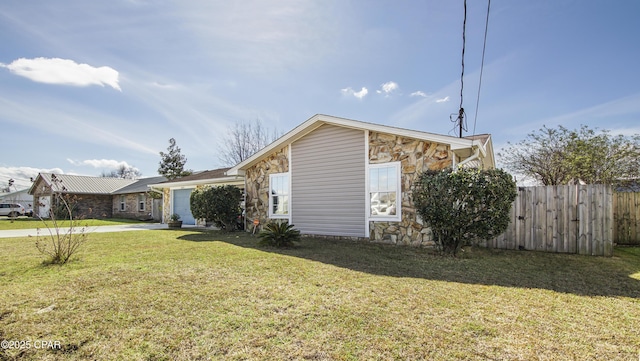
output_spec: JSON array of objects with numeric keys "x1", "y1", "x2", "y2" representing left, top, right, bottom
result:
[
  {"x1": 490, "y1": 184, "x2": 615, "y2": 256},
  {"x1": 612, "y1": 191, "x2": 640, "y2": 245}
]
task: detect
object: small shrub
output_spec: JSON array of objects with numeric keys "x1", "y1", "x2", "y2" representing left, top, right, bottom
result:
[
  {"x1": 35, "y1": 175, "x2": 89, "y2": 265},
  {"x1": 258, "y1": 222, "x2": 301, "y2": 247}
]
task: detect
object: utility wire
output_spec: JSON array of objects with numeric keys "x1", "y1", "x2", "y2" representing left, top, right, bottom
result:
[
  {"x1": 451, "y1": 0, "x2": 468, "y2": 138},
  {"x1": 472, "y1": 0, "x2": 491, "y2": 139}
]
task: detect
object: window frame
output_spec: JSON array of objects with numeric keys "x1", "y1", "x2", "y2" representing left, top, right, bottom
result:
[
  {"x1": 268, "y1": 172, "x2": 290, "y2": 219},
  {"x1": 138, "y1": 194, "x2": 146, "y2": 212},
  {"x1": 119, "y1": 195, "x2": 126, "y2": 211},
  {"x1": 367, "y1": 162, "x2": 402, "y2": 222}
]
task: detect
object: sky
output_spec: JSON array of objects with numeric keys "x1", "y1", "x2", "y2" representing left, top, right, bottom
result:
[{"x1": 2, "y1": 0, "x2": 640, "y2": 190}]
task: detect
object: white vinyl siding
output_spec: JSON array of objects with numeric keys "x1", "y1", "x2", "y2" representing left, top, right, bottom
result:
[{"x1": 291, "y1": 124, "x2": 366, "y2": 237}]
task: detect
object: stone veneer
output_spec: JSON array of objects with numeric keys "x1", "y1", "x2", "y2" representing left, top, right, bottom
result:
[
  {"x1": 162, "y1": 188, "x2": 171, "y2": 222},
  {"x1": 244, "y1": 145, "x2": 289, "y2": 229},
  {"x1": 368, "y1": 132, "x2": 451, "y2": 246},
  {"x1": 243, "y1": 133, "x2": 452, "y2": 247}
]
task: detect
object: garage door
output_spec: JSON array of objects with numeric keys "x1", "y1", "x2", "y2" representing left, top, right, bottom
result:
[{"x1": 172, "y1": 189, "x2": 195, "y2": 225}]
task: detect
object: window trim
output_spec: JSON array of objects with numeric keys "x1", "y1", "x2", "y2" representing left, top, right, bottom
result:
[
  {"x1": 119, "y1": 195, "x2": 126, "y2": 211},
  {"x1": 268, "y1": 172, "x2": 290, "y2": 219},
  {"x1": 138, "y1": 194, "x2": 146, "y2": 212},
  {"x1": 367, "y1": 162, "x2": 402, "y2": 222}
]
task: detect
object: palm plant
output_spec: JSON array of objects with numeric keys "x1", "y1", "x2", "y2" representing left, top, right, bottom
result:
[{"x1": 258, "y1": 222, "x2": 301, "y2": 247}]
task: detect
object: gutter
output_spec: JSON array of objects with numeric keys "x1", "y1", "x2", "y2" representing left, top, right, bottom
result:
[{"x1": 457, "y1": 147, "x2": 480, "y2": 168}]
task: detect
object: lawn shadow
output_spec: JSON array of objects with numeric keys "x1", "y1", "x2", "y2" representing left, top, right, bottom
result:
[{"x1": 178, "y1": 230, "x2": 640, "y2": 299}]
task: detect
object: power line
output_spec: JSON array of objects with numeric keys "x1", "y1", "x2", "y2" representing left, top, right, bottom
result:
[
  {"x1": 451, "y1": 0, "x2": 468, "y2": 138},
  {"x1": 472, "y1": 0, "x2": 491, "y2": 138}
]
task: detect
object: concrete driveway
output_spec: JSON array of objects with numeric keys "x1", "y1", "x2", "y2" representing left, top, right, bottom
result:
[{"x1": 0, "y1": 223, "x2": 178, "y2": 238}]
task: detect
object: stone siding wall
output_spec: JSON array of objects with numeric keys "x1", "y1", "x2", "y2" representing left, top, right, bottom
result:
[
  {"x1": 241, "y1": 131, "x2": 454, "y2": 246},
  {"x1": 162, "y1": 188, "x2": 171, "y2": 223},
  {"x1": 244, "y1": 145, "x2": 289, "y2": 229},
  {"x1": 368, "y1": 132, "x2": 451, "y2": 246}
]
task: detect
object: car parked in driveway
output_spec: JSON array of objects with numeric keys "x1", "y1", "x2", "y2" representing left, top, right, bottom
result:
[{"x1": 0, "y1": 203, "x2": 26, "y2": 217}]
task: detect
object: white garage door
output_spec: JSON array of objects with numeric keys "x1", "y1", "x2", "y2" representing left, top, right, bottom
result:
[{"x1": 172, "y1": 189, "x2": 195, "y2": 225}]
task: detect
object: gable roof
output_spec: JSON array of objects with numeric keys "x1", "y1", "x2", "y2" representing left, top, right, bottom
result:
[
  {"x1": 28, "y1": 174, "x2": 170, "y2": 196},
  {"x1": 29, "y1": 173, "x2": 136, "y2": 195},
  {"x1": 112, "y1": 176, "x2": 168, "y2": 194},
  {"x1": 148, "y1": 168, "x2": 243, "y2": 189},
  {"x1": 227, "y1": 114, "x2": 491, "y2": 176}
]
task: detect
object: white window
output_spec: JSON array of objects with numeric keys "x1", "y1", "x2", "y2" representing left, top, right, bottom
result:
[
  {"x1": 138, "y1": 194, "x2": 145, "y2": 211},
  {"x1": 368, "y1": 162, "x2": 401, "y2": 221},
  {"x1": 119, "y1": 195, "x2": 126, "y2": 211},
  {"x1": 269, "y1": 173, "x2": 289, "y2": 218}
]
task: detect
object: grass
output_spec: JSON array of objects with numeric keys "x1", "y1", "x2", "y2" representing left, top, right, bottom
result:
[
  {"x1": 1, "y1": 229, "x2": 639, "y2": 360},
  {"x1": 0, "y1": 218, "x2": 147, "y2": 230}
]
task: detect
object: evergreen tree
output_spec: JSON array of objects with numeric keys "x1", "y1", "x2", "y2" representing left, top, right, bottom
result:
[{"x1": 158, "y1": 138, "x2": 192, "y2": 180}]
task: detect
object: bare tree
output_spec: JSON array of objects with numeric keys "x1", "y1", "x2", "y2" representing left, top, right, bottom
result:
[
  {"x1": 100, "y1": 164, "x2": 142, "y2": 179},
  {"x1": 35, "y1": 174, "x2": 89, "y2": 265},
  {"x1": 218, "y1": 119, "x2": 280, "y2": 166},
  {"x1": 499, "y1": 125, "x2": 640, "y2": 185}
]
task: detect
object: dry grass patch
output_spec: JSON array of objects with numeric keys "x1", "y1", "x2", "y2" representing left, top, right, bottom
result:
[{"x1": 0, "y1": 230, "x2": 639, "y2": 360}]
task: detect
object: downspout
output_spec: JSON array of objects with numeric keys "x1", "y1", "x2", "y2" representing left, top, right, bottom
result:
[
  {"x1": 451, "y1": 150, "x2": 457, "y2": 169},
  {"x1": 457, "y1": 147, "x2": 480, "y2": 168}
]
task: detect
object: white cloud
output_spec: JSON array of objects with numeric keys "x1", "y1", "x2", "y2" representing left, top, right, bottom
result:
[
  {"x1": 436, "y1": 96, "x2": 450, "y2": 103},
  {"x1": 410, "y1": 91, "x2": 428, "y2": 98},
  {"x1": 1, "y1": 57, "x2": 121, "y2": 91},
  {"x1": 377, "y1": 81, "x2": 399, "y2": 96},
  {"x1": 341, "y1": 87, "x2": 368, "y2": 100},
  {"x1": 0, "y1": 166, "x2": 64, "y2": 190},
  {"x1": 67, "y1": 159, "x2": 136, "y2": 170}
]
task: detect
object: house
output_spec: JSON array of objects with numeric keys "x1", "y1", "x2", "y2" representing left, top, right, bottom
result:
[
  {"x1": 111, "y1": 176, "x2": 167, "y2": 221},
  {"x1": 226, "y1": 114, "x2": 495, "y2": 245},
  {"x1": 148, "y1": 168, "x2": 244, "y2": 225},
  {"x1": 0, "y1": 188, "x2": 34, "y2": 213},
  {"x1": 29, "y1": 173, "x2": 167, "y2": 220}
]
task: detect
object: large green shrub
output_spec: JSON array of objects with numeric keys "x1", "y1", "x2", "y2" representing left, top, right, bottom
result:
[
  {"x1": 190, "y1": 185, "x2": 243, "y2": 231},
  {"x1": 412, "y1": 168, "x2": 516, "y2": 255},
  {"x1": 258, "y1": 222, "x2": 301, "y2": 248}
]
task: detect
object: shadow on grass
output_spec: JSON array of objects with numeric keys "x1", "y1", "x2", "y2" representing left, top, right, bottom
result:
[{"x1": 178, "y1": 230, "x2": 640, "y2": 299}]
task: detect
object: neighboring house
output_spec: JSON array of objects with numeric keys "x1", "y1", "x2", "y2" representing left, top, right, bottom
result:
[
  {"x1": 29, "y1": 173, "x2": 167, "y2": 220},
  {"x1": 148, "y1": 168, "x2": 244, "y2": 225},
  {"x1": 0, "y1": 188, "x2": 34, "y2": 212},
  {"x1": 226, "y1": 114, "x2": 495, "y2": 245},
  {"x1": 111, "y1": 176, "x2": 167, "y2": 221},
  {"x1": 615, "y1": 179, "x2": 640, "y2": 192}
]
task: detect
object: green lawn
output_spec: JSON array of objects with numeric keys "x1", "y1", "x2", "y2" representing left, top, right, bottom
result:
[
  {"x1": 0, "y1": 218, "x2": 148, "y2": 230},
  {"x1": 1, "y1": 230, "x2": 639, "y2": 360}
]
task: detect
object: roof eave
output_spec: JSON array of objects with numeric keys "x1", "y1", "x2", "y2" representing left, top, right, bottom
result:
[
  {"x1": 227, "y1": 114, "x2": 478, "y2": 175},
  {"x1": 148, "y1": 176, "x2": 244, "y2": 189}
]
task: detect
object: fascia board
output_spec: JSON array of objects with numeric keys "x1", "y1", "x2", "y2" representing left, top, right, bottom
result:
[
  {"x1": 147, "y1": 177, "x2": 244, "y2": 189},
  {"x1": 227, "y1": 114, "x2": 478, "y2": 175}
]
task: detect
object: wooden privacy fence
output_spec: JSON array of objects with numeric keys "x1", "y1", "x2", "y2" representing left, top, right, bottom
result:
[
  {"x1": 486, "y1": 185, "x2": 614, "y2": 256},
  {"x1": 614, "y1": 191, "x2": 640, "y2": 245}
]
